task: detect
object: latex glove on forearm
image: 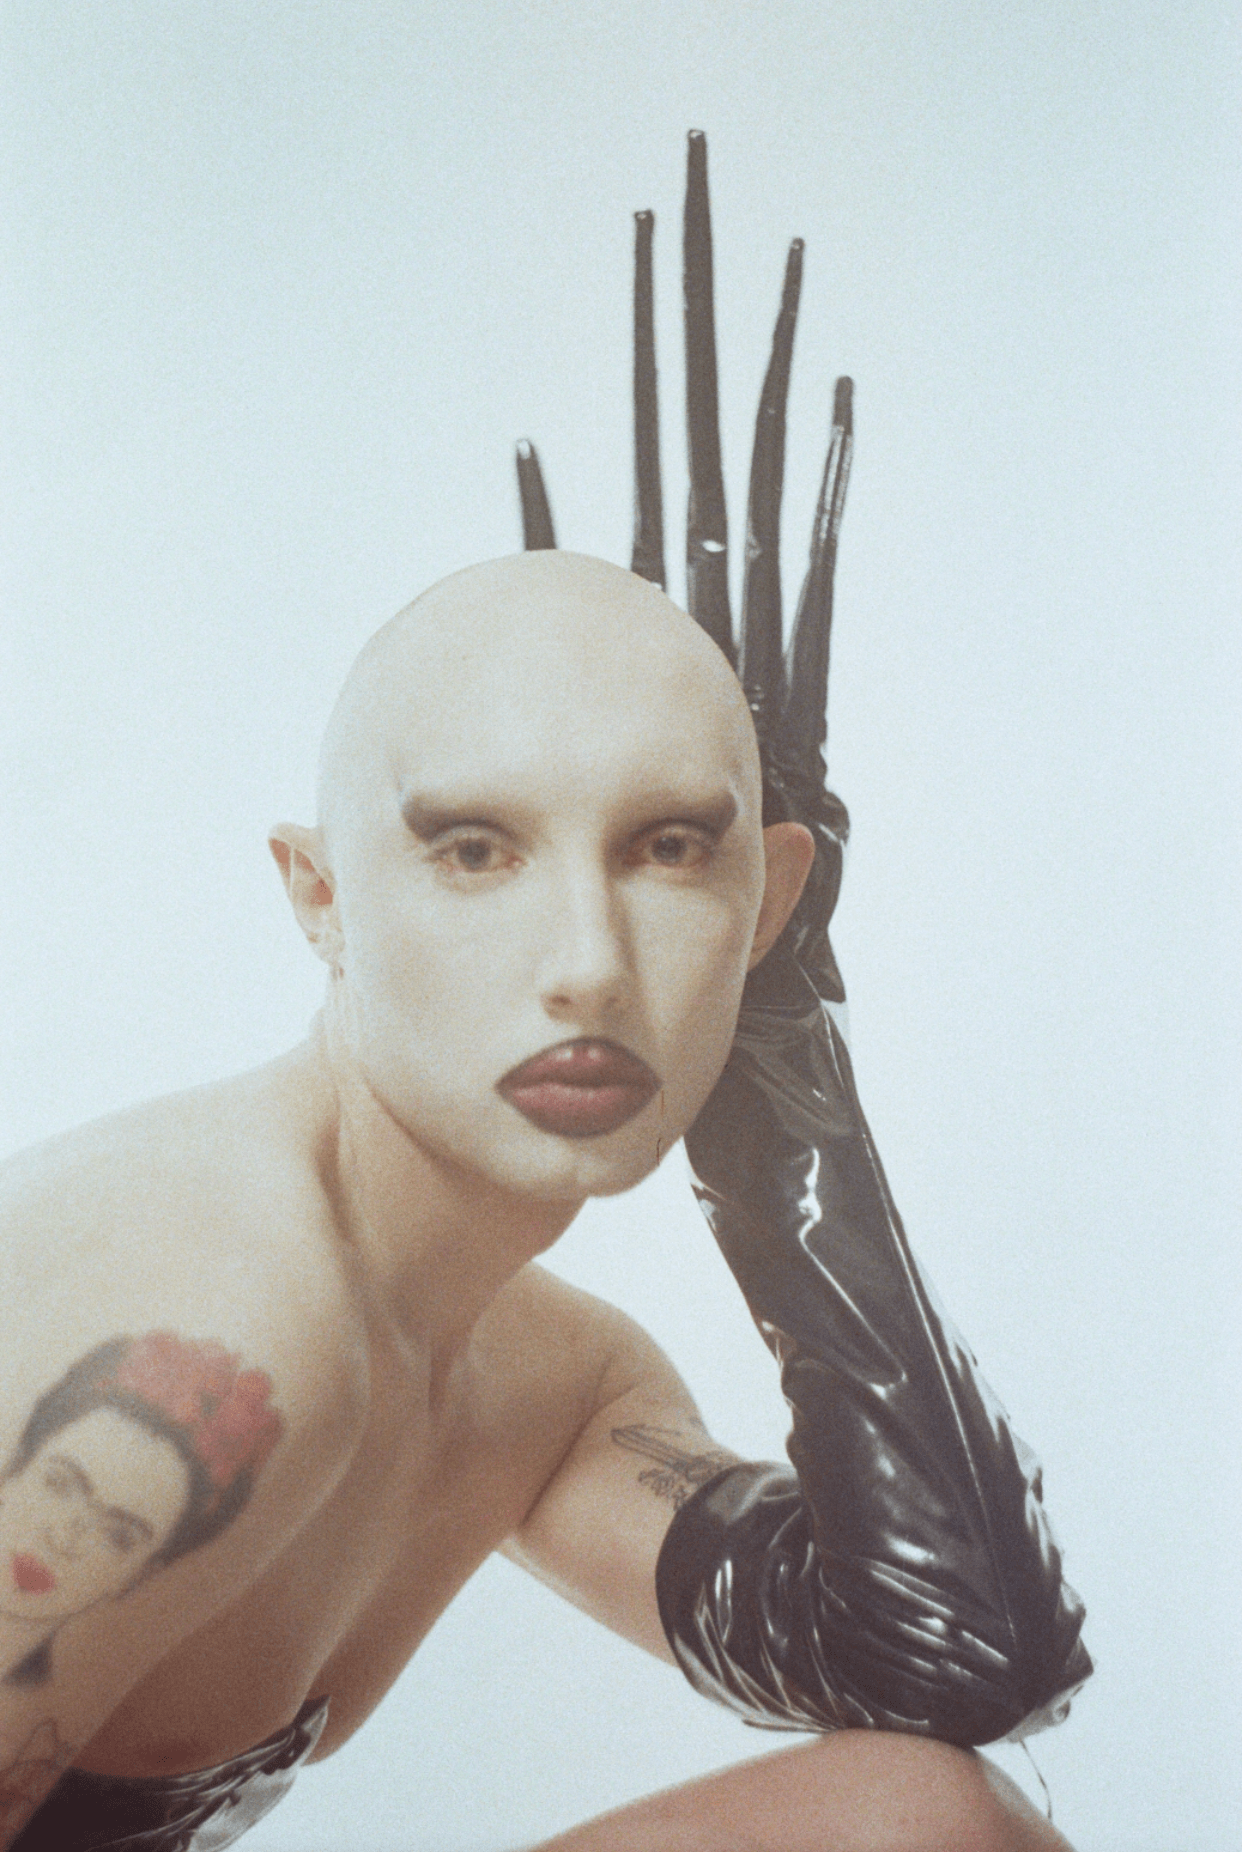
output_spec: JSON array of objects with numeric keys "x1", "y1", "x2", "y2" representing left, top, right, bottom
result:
[
  {"x1": 518, "y1": 132, "x2": 1092, "y2": 1749},
  {"x1": 668, "y1": 936, "x2": 1091, "y2": 1744}
]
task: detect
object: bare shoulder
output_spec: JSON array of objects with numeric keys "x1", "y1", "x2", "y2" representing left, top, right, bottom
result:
[
  {"x1": 469, "y1": 1265, "x2": 704, "y2": 1503},
  {"x1": 0, "y1": 1059, "x2": 363, "y2": 1840},
  {"x1": 0, "y1": 1058, "x2": 364, "y2": 1474},
  {"x1": 478, "y1": 1265, "x2": 689, "y2": 1418}
]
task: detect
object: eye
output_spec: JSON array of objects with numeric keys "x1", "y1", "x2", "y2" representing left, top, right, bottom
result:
[
  {"x1": 431, "y1": 830, "x2": 519, "y2": 878},
  {"x1": 100, "y1": 1518, "x2": 145, "y2": 1555},
  {"x1": 629, "y1": 826, "x2": 714, "y2": 871}
]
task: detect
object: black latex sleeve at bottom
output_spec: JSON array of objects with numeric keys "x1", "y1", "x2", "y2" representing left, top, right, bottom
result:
[
  {"x1": 659, "y1": 961, "x2": 1092, "y2": 1749},
  {"x1": 8, "y1": 1698, "x2": 328, "y2": 1852},
  {"x1": 656, "y1": 1462, "x2": 1087, "y2": 1746}
]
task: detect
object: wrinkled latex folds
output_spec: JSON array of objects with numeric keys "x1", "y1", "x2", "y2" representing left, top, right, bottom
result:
[
  {"x1": 10, "y1": 1698, "x2": 328, "y2": 1851},
  {"x1": 668, "y1": 955, "x2": 1092, "y2": 1743},
  {"x1": 517, "y1": 131, "x2": 1091, "y2": 1747}
]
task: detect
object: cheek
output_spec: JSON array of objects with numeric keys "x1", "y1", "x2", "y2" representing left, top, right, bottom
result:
[
  {"x1": 76, "y1": 1534, "x2": 154, "y2": 1600},
  {"x1": 0, "y1": 1480, "x2": 32, "y2": 1532},
  {"x1": 0, "y1": 1477, "x2": 71, "y2": 1548},
  {"x1": 637, "y1": 888, "x2": 753, "y2": 1017},
  {"x1": 342, "y1": 880, "x2": 531, "y2": 1070},
  {"x1": 630, "y1": 892, "x2": 753, "y2": 1119}
]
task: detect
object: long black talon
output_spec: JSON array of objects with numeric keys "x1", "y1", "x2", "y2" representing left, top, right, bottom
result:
[
  {"x1": 631, "y1": 211, "x2": 666, "y2": 588},
  {"x1": 782, "y1": 377, "x2": 853, "y2": 774},
  {"x1": 683, "y1": 130, "x2": 733, "y2": 662},
  {"x1": 740, "y1": 238, "x2": 804, "y2": 742},
  {"x1": 516, "y1": 439, "x2": 557, "y2": 550}
]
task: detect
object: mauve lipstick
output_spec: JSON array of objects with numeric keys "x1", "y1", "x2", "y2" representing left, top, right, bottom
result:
[{"x1": 497, "y1": 1038, "x2": 659, "y2": 1138}]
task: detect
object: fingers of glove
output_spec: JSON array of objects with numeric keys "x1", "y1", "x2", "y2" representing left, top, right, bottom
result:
[
  {"x1": 516, "y1": 438, "x2": 557, "y2": 550},
  {"x1": 740, "y1": 238, "x2": 804, "y2": 747},
  {"x1": 765, "y1": 377, "x2": 852, "y2": 998},
  {"x1": 780, "y1": 376, "x2": 853, "y2": 787},
  {"x1": 630, "y1": 210, "x2": 666, "y2": 589},
  {"x1": 683, "y1": 130, "x2": 734, "y2": 664}
]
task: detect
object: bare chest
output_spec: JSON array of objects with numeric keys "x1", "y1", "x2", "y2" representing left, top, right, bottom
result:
[{"x1": 73, "y1": 1343, "x2": 575, "y2": 1775}]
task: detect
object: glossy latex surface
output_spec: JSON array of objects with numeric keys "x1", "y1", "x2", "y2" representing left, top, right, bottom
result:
[
  {"x1": 664, "y1": 957, "x2": 1092, "y2": 1743},
  {"x1": 662, "y1": 133, "x2": 1089, "y2": 1747},
  {"x1": 519, "y1": 132, "x2": 1091, "y2": 1748},
  {"x1": 9, "y1": 1697, "x2": 327, "y2": 1852}
]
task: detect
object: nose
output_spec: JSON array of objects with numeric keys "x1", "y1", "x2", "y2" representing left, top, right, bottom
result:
[
  {"x1": 46, "y1": 1505, "x2": 90, "y2": 1561},
  {"x1": 536, "y1": 862, "x2": 631, "y2": 1024}
]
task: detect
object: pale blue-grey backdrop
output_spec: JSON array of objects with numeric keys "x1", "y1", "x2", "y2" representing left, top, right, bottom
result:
[{"x1": 2, "y1": 5, "x2": 1237, "y2": 1849}]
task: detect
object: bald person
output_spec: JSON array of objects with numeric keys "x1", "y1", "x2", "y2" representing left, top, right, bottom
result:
[{"x1": 2, "y1": 552, "x2": 1075, "y2": 1852}]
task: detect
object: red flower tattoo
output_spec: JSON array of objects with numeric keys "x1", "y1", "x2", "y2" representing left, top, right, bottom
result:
[{"x1": 108, "y1": 1333, "x2": 283, "y2": 1491}]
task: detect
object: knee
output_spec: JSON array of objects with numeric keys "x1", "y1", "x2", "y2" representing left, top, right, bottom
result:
[{"x1": 790, "y1": 1731, "x2": 1073, "y2": 1852}]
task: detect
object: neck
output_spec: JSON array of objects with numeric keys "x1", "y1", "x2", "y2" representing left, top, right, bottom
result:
[{"x1": 306, "y1": 1006, "x2": 579, "y2": 1370}]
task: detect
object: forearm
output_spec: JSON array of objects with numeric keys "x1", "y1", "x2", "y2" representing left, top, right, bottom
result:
[{"x1": 671, "y1": 979, "x2": 1090, "y2": 1744}]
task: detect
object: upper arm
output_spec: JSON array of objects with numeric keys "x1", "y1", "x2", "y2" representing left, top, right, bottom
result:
[
  {"x1": 0, "y1": 1165, "x2": 354, "y2": 1846},
  {"x1": 501, "y1": 1298, "x2": 744, "y2": 1661}
]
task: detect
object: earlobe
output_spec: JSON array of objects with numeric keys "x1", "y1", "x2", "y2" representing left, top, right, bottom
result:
[
  {"x1": 267, "y1": 824, "x2": 343, "y2": 968},
  {"x1": 747, "y1": 823, "x2": 816, "y2": 970}
]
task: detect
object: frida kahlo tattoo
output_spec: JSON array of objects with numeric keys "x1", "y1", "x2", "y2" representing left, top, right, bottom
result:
[{"x1": 0, "y1": 1333, "x2": 282, "y2": 1688}]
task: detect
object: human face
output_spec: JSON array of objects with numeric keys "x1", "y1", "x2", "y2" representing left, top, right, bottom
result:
[
  {"x1": 326, "y1": 565, "x2": 767, "y2": 1203},
  {"x1": 0, "y1": 1409, "x2": 191, "y2": 1624}
]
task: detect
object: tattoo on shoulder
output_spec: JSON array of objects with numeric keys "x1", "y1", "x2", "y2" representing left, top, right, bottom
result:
[
  {"x1": 0, "y1": 1333, "x2": 283, "y2": 1689},
  {"x1": 610, "y1": 1424, "x2": 734, "y2": 1510}
]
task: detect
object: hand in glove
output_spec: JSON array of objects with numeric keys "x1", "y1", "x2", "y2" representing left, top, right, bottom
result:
[{"x1": 516, "y1": 130, "x2": 1091, "y2": 1748}]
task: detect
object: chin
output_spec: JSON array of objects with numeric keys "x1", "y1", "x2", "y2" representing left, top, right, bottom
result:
[
  {"x1": 375, "y1": 1062, "x2": 704, "y2": 1206},
  {"x1": 567, "y1": 1142, "x2": 672, "y2": 1201},
  {"x1": 483, "y1": 1104, "x2": 682, "y2": 1205},
  {"x1": 499, "y1": 1139, "x2": 670, "y2": 1206}
]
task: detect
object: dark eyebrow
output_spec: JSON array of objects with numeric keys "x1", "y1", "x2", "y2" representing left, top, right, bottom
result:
[
  {"x1": 103, "y1": 1507, "x2": 155, "y2": 1543},
  {"x1": 47, "y1": 1454, "x2": 92, "y2": 1496},
  {"x1": 399, "y1": 794, "x2": 514, "y2": 841},
  {"x1": 400, "y1": 788, "x2": 740, "y2": 842},
  {"x1": 47, "y1": 1455, "x2": 156, "y2": 1542},
  {"x1": 638, "y1": 793, "x2": 738, "y2": 837}
]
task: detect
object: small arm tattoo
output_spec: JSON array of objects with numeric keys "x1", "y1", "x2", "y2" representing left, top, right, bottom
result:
[
  {"x1": 610, "y1": 1424, "x2": 734, "y2": 1510},
  {"x1": 0, "y1": 1718, "x2": 74, "y2": 1840}
]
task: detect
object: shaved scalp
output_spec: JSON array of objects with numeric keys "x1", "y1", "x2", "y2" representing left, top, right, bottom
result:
[{"x1": 317, "y1": 552, "x2": 761, "y2": 860}]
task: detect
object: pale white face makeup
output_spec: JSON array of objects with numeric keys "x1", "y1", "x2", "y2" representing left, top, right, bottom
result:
[{"x1": 279, "y1": 553, "x2": 799, "y2": 1204}]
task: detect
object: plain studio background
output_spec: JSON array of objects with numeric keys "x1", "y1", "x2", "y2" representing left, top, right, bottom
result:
[{"x1": 1, "y1": 6, "x2": 1237, "y2": 1850}]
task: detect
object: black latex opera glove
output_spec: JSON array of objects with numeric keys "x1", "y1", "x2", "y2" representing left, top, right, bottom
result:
[{"x1": 516, "y1": 132, "x2": 1091, "y2": 1748}]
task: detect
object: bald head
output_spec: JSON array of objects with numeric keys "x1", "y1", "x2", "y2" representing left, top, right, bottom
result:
[
  {"x1": 317, "y1": 551, "x2": 760, "y2": 854},
  {"x1": 272, "y1": 550, "x2": 813, "y2": 1204}
]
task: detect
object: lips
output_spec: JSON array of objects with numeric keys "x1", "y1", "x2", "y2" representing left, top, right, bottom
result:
[
  {"x1": 12, "y1": 1553, "x2": 56, "y2": 1595},
  {"x1": 497, "y1": 1038, "x2": 660, "y2": 1139}
]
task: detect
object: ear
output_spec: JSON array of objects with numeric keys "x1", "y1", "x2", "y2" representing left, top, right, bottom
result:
[
  {"x1": 747, "y1": 822, "x2": 816, "y2": 971},
  {"x1": 268, "y1": 824, "x2": 343, "y2": 969}
]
